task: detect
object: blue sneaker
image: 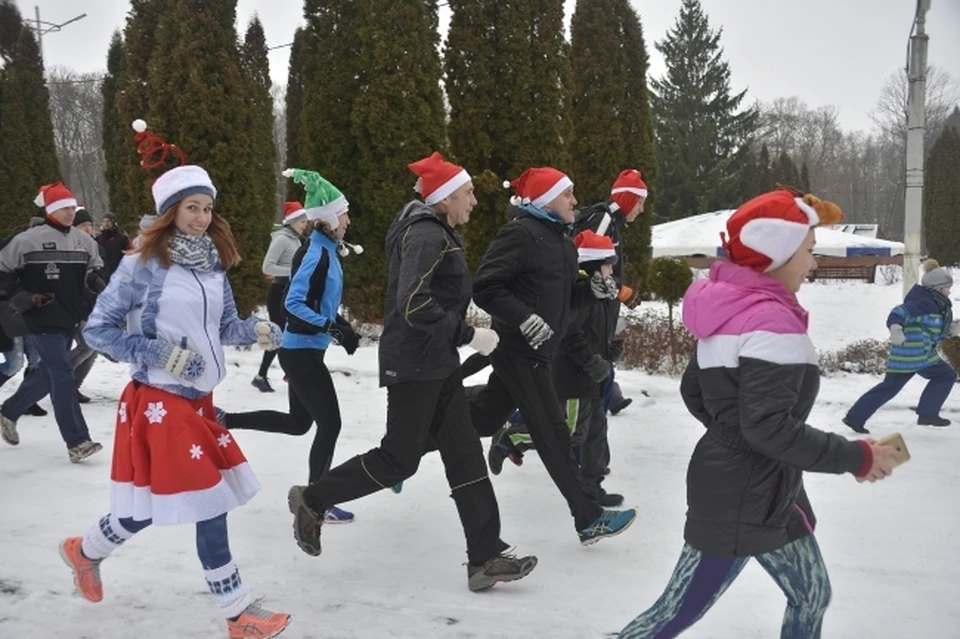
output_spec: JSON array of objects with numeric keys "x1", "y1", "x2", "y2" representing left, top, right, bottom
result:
[
  {"x1": 578, "y1": 508, "x2": 637, "y2": 546},
  {"x1": 391, "y1": 482, "x2": 403, "y2": 494},
  {"x1": 323, "y1": 506, "x2": 355, "y2": 524}
]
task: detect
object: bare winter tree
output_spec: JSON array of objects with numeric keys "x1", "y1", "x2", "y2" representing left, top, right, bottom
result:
[
  {"x1": 46, "y1": 66, "x2": 109, "y2": 216},
  {"x1": 272, "y1": 82, "x2": 286, "y2": 223}
]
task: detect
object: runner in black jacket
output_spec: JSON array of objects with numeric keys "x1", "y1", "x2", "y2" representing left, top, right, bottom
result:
[
  {"x1": 470, "y1": 166, "x2": 637, "y2": 546},
  {"x1": 287, "y1": 152, "x2": 536, "y2": 593}
]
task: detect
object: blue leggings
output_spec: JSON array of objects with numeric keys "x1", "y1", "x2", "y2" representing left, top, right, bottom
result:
[
  {"x1": 118, "y1": 513, "x2": 231, "y2": 570},
  {"x1": 618, "y1": 536, "x2": 831, "y2": 639}
]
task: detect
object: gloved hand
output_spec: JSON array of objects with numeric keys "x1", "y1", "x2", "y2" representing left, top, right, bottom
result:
[
  {"x1": 609, "y1": 339, "x2": 625, "y2": 362},
  {"x1": 519, "y1": 314, "x2": 554, "y2": 350},
  {"x1": 468, "y1": 327, "x2": 499, "y2": 355},
  {"x1": 583, "y1": 353, "x2": 611, "y2": 383},
  {"x1": 157, "y1": 341, "x2": 206, "y2": 381},
  {"x1": 328, "y1": 319, "x2": 360, "y2": 355},
  {"x1": 889, "y1": 324, "x2": 906, "y2": 345},
  {"x1": 10, "y1": 291, "x2": 55, "y2": 312},
  {"x1": 254, "y1": 321, "x2": 283, "y2": 351},
  {"x1": 590, "y1": 271, "x2": 619, "y2": 300}
]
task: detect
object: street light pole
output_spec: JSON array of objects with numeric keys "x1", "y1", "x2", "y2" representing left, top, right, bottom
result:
[
  {"x1": 28, "y1": 6, "x2": 88, "y2": 67},
  {"x1": 902, "y1": 0, "x2": 930, "y2": 297}
]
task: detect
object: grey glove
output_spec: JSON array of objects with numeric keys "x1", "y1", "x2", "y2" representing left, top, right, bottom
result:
[
  {"x1": 590, "y1": 271, "x2": 618, "y2": 300},
  {"x1": 950, "y1": 320, "x2": 960, "y2": 337},
  {"x1": 889, "y1": 325, "x2": 905, "y2": 345},
  {"x1": 155, "y1": 340, "x2": 206, "y2": 381},
  {"x1": 519, "y1": 314, "x2": 554, "y2": 350},
  {"x1": 583, "y1": 353, "x2": 611, "y2": 383}
]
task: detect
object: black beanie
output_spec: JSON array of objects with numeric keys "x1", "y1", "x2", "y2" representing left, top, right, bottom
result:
[{"x1": 73, "y1": 208, "x2": 93, "y2": 227}]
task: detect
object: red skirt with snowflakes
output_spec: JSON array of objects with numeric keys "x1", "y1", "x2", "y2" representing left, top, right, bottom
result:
[{"x1": 109, "y1": 381, "x2": 261, "y2": 526}]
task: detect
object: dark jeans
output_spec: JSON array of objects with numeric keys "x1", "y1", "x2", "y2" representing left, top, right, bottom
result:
[
  {"x1": 571, "y1": 396, "x2": 610, "y2": 499},
  {"x1": 230, "y1": 347, "x2": 341, "y2": 484},
  {"x1": 847, "y1": 360, "x2": 956, "y2": 424},
  {"x1": 257, "y1": 280, "x2": 287, "y2": 379},
  {"x1": 469, "y1": 350, "x2": 603, "y2": 530},
  {"x1": 1, "y1": 332, "x2": 91, "y2": 448},
  {"x1": 301, "y1": 369, "x2": 508, "y2": 565},
  {"x1": 70, "y1": 321, "x2": 98, "y2": 388}
]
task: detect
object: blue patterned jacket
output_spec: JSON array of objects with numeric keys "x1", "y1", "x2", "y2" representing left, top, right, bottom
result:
[{"x1": 886, "y1": 285, "x2": 953, "y2": 374}]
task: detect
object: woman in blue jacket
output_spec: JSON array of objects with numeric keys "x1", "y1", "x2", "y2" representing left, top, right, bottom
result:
[{"x1": 845, "y1": 258, "x2": 957, "y2": 432}]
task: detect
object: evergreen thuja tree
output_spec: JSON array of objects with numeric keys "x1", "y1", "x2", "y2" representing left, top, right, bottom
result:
[
  {"x1": 102, "y1": 31, "x2": 126, "y2": 224},
  {"x1": 241, "y1": 16, "x2": 278, "y2": 229},
  {"x1": 652, "y1": 0, "x2": 756, "y2": 219},
  {"x1": 145, "y1": 0, "x2": 273, "y2": 315},
  {"x1": 445, "y1": 0, "x2": 571, "y2": 272},
  {"x1": 284, "y1": 27, "x2": 307, "y2": 202},
  {"x1": 924, "y1": 126, "x2": 960, "y2": 266},
  {"x1": 348, "y1": 0, "x2": 446, "y2": 320},
  {"x1": 116, "y1": 0, "x2": 168, "y2": 222}
]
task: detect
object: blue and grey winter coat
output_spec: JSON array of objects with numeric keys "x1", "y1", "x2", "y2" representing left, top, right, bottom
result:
[
  {"x1": 886, "y1": 284, "x2": 953, "y2": 374},
  {"x1": 281, "y1": 229, "x2": 343, "y2": 351},
  {"x1": 84, "y1": 254, "x2": 260, "y2": 399}
]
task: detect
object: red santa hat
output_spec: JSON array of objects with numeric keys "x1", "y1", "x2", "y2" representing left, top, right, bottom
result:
[
  {"x1": 504, "y1": 167, "x2": 573, "y2": 209},
  {"x1": 282, "y1": 201, "x2": 307, "y2": 225},
  {"x1": 575, "y1": 230, "x2": 617, "y2": 264},
  {"x1": 408, "y1": 152, "x2": 471, "y2": 205},
  {"x1": 609, "y1": 169, "x2": 647, "y2": 215},
  {"x1": 33, "y1": 182, "x2": 78, "y2": 214},
  {"x1": 722, "y1": 188, "x2": 845, "y2": 272}
]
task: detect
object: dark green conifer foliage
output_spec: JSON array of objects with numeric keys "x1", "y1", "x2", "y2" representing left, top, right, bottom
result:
[
  {"x1": 445, "y1": 0, "x2": 572, "y2": 273},
  {"x1": 652, "y1": 0, "x2": 756, "y2": 220},
  {"x1": 924, "y1": 126, "x2": 960, "y2": 266},
  {"x1": 101, "y1": 31, "x2": 127, "y2": 225},
  {"x1": 284, "y1": 27, "x2": 307, "y2": 202}
]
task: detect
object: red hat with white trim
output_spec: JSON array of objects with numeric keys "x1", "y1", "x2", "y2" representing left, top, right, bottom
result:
[
  {"x1": 721, "y1": 188, "x2": 845, "y2": 272},
  {"x1": 504, "y1": 167, "x2": 573, "y2": 209},
  {"x1": 33, "y1": 182, "x2": 77, "y2": 214},
  {"x1": 408, "y1": 152, "x2": 472, "y2": 205},
  {"x1": 575, "y1": 230, "x2": 617, "y2": 264},
  {"x1": 283, "y1": 201, "x2": 307, "y2": 225},
  {"x1": 609, "y1": 169, "x2": 647, "y2": 215}
]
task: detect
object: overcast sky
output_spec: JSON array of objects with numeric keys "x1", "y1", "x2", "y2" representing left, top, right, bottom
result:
[{"x1": 21, "y1": 0, "x2": 960, "y2": 132}]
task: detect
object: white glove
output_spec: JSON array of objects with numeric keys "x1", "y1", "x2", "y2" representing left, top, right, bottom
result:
[
  {"x1": 255, "y1": 321, "x2": 283, "y2": 351},
  {"x1": 158, "y1": 342, "x2": 206, "y2": 381},
  {"x1": 281, "y1": 168, "x2": 295, "y2": 178},
  {"x1": 519, "y1": 314, "x2": 554, "y2": 350},
  {"x1": 468, "y1": 327, "x2": 499, "y2": 355},
  {"x1": 590, "y1": 271, "x2": 619, "y2": 300},
  {"x1": 889, "y1": 325, "x2": 905, "y2": 345}
]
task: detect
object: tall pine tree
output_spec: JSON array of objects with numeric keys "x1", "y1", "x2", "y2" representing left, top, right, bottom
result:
[
  {"x1": 445, "y1": 0, "x2": 572, "y2": 272},
  {"x1": 101, "y1": 31, "x2": 126, "y2": 224},
  {"x1": 347, "y1": 0, "x2": 447, "y2": 319},
  {"x1": 141, "y1": 0, "x2": 274, "y2": 315},
  {"x1": 284, "y1": 27, "x2": 307, "y2": 202},
  {"x1": 924, "y1": 126, "x2": 960, "y2": 266},
  {"x1": 0, "y1": 22, "x2": 60, "y2": 238},
  {"x1": 240, "y1": 16, "x2": 277, "y2": 227},
  {"x1": 652, "y1": 0, "x2": 756, "y2": 219}
]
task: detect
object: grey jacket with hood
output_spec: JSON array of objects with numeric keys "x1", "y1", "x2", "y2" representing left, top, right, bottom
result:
[
  {"x1": 379, "y1": 200, "x2": 475, "y2": 387},
  {"x1": 261, "y1": 225, "x2": 304, "y2": 280}
]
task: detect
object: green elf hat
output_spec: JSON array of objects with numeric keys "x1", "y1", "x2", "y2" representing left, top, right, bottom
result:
[{"x1": 282, "y1": 168, "x2": 348, "y2": 230}]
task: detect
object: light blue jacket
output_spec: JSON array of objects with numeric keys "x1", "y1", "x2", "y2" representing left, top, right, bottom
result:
[
  {"x1": 84, "y1": 254, "x2": 259, "y2": 399},
  {"x1": 281, "y1": 230, "x2": 343, "y2": 350}
]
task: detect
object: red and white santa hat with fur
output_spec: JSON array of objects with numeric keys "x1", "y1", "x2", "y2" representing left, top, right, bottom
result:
[{"x1": 721, "y1": 188, "x2": 844, "y2": 272}]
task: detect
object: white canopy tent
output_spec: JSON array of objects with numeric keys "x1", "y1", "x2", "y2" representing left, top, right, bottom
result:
[{"x1": 651, "y1": 210, "x2": 904, "y2": 258}]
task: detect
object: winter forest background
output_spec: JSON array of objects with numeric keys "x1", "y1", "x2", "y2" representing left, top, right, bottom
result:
[{"x1": 1, "y1": 0, "x2": 959, "y2": 319}]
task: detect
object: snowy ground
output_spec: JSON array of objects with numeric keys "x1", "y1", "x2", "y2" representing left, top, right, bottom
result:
[{"x1": 1, "y1": 276, "x2": 959, "y2": 638}]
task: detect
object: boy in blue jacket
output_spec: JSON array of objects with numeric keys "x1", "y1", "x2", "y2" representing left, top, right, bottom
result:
[{"x1": 845, "y1": 259, "x2": 957, "y2": 433}]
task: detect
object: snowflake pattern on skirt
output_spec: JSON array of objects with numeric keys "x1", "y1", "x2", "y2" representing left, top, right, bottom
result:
[{"x1": 109, "y1": 381, "x2": 261, "y2": 525}]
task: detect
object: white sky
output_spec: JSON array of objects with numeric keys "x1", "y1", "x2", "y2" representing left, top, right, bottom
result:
[{"x1": 20, "y1": 0, "x2": 960, "y2": 133}]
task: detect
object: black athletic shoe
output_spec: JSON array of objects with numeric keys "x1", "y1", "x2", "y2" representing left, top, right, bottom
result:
[
  {"x1": 26, "y1": 404, "x2": 47, "y2": 417},
  {"x1": 610, "y1": 398, "x2": 633, "y2": 416},
  {"x1": 842, "y1": 416, "x2": 869, "y2": 434},
  {"x1": 918, "y1": 415, "x2": 950, "y2": 427},
  {"x1": 599, "y1": 492, "x2": 625, "y2": 508}
]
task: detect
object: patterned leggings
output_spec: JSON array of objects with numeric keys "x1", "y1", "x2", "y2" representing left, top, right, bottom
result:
[{"x1": 618, "y1": 535, "x2": 831, "y2": 639}]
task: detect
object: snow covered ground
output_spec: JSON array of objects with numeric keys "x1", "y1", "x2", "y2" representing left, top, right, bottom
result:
[{"x1": 1, "y1": 276, "x2": 959, "y2": 638}]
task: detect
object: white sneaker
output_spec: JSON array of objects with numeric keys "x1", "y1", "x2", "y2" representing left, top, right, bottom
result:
[{"x1": 1, "y1": 414, "x2": 19, "y2": 446}]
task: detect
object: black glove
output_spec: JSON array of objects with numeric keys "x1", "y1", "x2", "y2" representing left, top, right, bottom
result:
[
  {"x1": 609, "y1": 339, "x2": 624, "y2": 362},
  {"x1": 86, "y1": 269, "x2": 107, "y2": 294},
  {"x1": 328, "y1": 319, "x2": 359, "y2": 355},
  {"x1": 10, "y1": 291, "x2": 55, "y2": 312},
  {"x1": 583, "y1": 353, "x2": 611, "y2": 383}
]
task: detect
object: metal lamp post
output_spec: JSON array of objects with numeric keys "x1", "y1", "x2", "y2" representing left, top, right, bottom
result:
[{"x1": 902, "y1": 0, "x2": 930, "y2": 296}]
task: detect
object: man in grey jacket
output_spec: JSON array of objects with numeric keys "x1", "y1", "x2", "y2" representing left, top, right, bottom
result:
[
  {"x1": 288, "y1": 152, "x2": 537, "y2": 593},
  {"x1": 0, "y1": 183, "x2": 105, "y2": 462}
]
